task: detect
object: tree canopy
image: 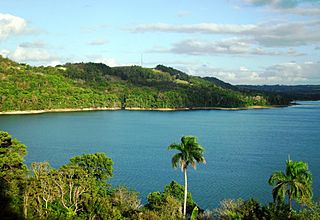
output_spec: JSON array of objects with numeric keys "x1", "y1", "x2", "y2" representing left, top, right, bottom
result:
[
  {"x1": 269, "y1": 158, "x2": 313, "y2": 212},
  {"x1": 0, "y1": 56, "x2": 290, "y2": 112},
  {"x1": 69, "y1": 152, "x2": 113, "y2": 181},
  {"x1": 1, "y1": 130, "x2": 320, "y2": 219}
]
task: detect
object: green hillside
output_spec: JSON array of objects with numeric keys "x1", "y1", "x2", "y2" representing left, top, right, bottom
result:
[
  {"x1": 0, "y1": 56, "x2": 289, "y2": 112},
  {"x1": 238, "y1": 85, "x2": 320, "y2": 101}
]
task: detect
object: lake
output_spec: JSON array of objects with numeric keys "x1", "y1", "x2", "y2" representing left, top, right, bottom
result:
[{"x1": 0, "y1": 101, "x2": 320, "y2": 209}]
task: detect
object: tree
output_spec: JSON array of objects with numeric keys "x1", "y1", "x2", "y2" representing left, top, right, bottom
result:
[
  {"x1": 214, "y1": 198, "x2": 263, "y2": 220},
  {"x1": 69, "y1": 152, "x2": 113, "y2": 182},
  {"x1": 268, "y1": 158, "x2": 312, "y2": 216},
  {"x1": 111, "y1": 186, "x2": 141, "y2": 217},
  {"x1": 164, "y1": 180, "x2": 197, "y2": 213},
  {"x1": 145, "y1": 193, "x2": 183, "y2": 220},
  {"x1": 168, "y1": 136, "x2": 206, "y2": 217},
  {"x1": 0, "y1": 131, "x2": 28, "y2": 218},
  {"x1": 146, "y1": 181, "x2": 197, "y2": 215},
  {"x1": 23, "y1": 162, "x2": 56, "y2": 219},
  {"x1": 52, "y1": 164, "x2": 96, "y2": 218},
  {"x1": 22, "y1": 158, "x2": 118, "y2": 219}
]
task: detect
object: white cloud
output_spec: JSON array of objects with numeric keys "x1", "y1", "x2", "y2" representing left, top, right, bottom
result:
[
  {"x1": 0, "y1": 13, "x2": 27, "y2": 40},
  {"x1": 94, "y1": 57, "x2": 118, "y2": 66},
  {"x1": 241, "y1": 0, "x2": 320, "y2": 16},
  {"x1": 240, "y1": 66, "x2": 249, "y2": 71},
  {"x1": 244, "y1": 0, "x2": 320, "y2": 8},
  {"x1": 84, "y1": 55, "x2": 119, "y2": 67},
  {"x1": 88, "y1": 38, "x2": 108, "y2": 46},
  {"x1": 132, "y1": 23, "x2": 256, "y2": 34},
  {"x1": 4, "y1": 43, "x2": 60, "y2": 65},
  {"x1": 249, "y1": 20, "x2": 320, "y2": 47},
  {"x1": 10, "y1": 46, "x2": 57, "y2": 62},
  {"x1": 277, "y1": 6, "x2": 320, "y2": 16},
  {"x1": 172, "y1": 39, "x2": 260, "y2": 55},
  {"x1": 47, "y1": 60, "x2": 63, "y2": 67},
  {"x1": 132, "y1": 20, "x2": 320, "y2": 47},
  {"x1": 152, "y1": 39, "x2": 304, "y2": 56},
  {"x1": 185, "y1": 61, "x2": 320, "y2": 85},
  {"x1": 0, "y1": 49, "x2": 10, "y2": 58},
  {"x1": 177, "y1": 10, "x2": 192, "y2": 17},
  {"x1": 19, "y1": 40, "x2": 47, "y2": 48}
]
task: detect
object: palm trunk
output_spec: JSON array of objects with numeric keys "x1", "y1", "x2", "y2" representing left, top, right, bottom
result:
[
  {"x1": 288, "y1": 192, "x2": 292, "y2": 218},
  {"x1": 183, "y1": 167, "x2": 188, "y2": 217}
]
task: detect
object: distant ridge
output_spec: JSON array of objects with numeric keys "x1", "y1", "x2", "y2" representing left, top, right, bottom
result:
[
  {"x1": 0, "y1": 56, "x2": 290, "y2": 112},
  {"x1": 238, "y1": 85, "x2": 320, "y2": 101}
]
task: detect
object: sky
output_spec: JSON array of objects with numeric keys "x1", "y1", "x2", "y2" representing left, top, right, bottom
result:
[{"x1": 0, "y1": 0, "x2": 319, "y2": 85}]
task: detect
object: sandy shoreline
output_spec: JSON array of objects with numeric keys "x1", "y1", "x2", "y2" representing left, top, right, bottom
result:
[
  {"x1": 0, "y1": 107, "x2": 121, "y2": 115},
  {"x1": 0, "y1": 105, "x2": 282, "y2": 115}
]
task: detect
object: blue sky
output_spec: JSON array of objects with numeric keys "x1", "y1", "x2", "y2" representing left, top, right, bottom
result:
[{"x1": 0, "y1": 0, "x2": 319, "y2": 84}]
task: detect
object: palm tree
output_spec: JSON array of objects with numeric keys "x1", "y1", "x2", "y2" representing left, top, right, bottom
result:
[
  {"x1": 168, "y1": 136, "x2": 206, "y2": 217},
  {"x1": 268, "y1": 158, "x2": 312, "y2": 214}
]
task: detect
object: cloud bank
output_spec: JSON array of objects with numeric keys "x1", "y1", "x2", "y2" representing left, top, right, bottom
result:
[
  {"x1": 132, "y1": 20, "x2": 320, "y2": 47},
  {"x1": 242, "y1": 0, "x2": 320, "y2": 15},
  {"x1": 185, "y1": 61, "x2": 320, "y2": 85},
  {"x1": 0, "y1": 13, "x2": 27, "y2": 40},
  {"x1": 162, "y1": 39, "x2": 304, "y2": 56},
  {"x1": 244, "y1": 0, "x2": 320, "y2": 8}
]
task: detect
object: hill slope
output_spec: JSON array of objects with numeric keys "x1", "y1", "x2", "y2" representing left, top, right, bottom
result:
[
  {"x1": 238, "y1": 85, "x2": 320, "y2": 101},
  {"x1": 0, "y1": 56, "x2": 289, "y2": 112}
]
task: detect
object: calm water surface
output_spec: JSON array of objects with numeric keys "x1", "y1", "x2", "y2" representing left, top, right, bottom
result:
[{"x1": 1, "y1": 101, "x2": 320, "y2": 209}]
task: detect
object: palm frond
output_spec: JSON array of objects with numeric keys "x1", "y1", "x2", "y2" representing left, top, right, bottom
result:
[
  {"x1": 169, "y1": 136, "x2": 206, "y2": 171},
  {"x1": 171, "y1": 153, "x2": 182, "y2": 169},
  {"x1": 268, "y1": 171, "x2": 287, "y2": 185},
  {"x1": 191, "y1": 160, "x2": 197, "y2": 170},
  {"x1": 272, "y1": 182, "x2": 286, "y2": 202},
  {"x1": 168, "y1": 143, "x2": 182, "y2": 151},
  {"x1": 270, "y1": 159, "x2": 313, "y2": 208}
]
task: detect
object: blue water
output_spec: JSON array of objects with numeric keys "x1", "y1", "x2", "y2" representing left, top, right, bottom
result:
[{"x1": 0, "y1": 101, "x2": 320, "y2": 209}]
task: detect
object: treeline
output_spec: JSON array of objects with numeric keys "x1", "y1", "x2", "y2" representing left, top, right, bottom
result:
[
  {"x1": 1, "y1": 131, "x2": 320, "y2": 219},
  {"x1": 0, "y1": 56, "x2": 290, "y2": 112},
  {"x1": 238, "y1": 85, "x2": 320, "y2": 101},
  {"x1": 0, "y1": 131, "x2": 193, "y2": 219}
]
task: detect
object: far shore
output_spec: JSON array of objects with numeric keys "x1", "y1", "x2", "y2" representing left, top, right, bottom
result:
[{"x1": 0, "y1": 105, "x2": 288, "y2": 115}]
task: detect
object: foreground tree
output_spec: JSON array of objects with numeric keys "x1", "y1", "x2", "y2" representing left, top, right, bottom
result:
[
  {"x1": 22, "y1": 152, "x2": 117, "y2": 219},
  {"x1": 146, "y1": 180, "x2": 197, "y2": 215},
  {"x1": 214, "y1": 198, "x2": 263, "y2": 220},
  {"x1": 69, "y1": 152, "x2": 113, "y2": 182},
  {"x1": 168, "y1": 136, "x2": 206, "y2": 217},
  {"x1": 268, "y1": 158, "x2": 312, "y2": 216},
  {"x1": 0, "y1": 131, "x2": 28, "y2": 218},
  {"x1": 23, "y1": 162, "x2": 55, "y2": 219}
]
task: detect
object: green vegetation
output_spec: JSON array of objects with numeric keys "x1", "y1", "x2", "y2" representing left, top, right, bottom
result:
[
  {"x1": 269, "y1": 158, "x2": 312, "y2": 215},
  {"x1": 1, "y1": 130, "x2": 320, "y2": 219},
  {"x1": 69, "y1": 153, "x2": 113, "y2": 181},
  {"x1": 168, "y1": 136, "x2": 206, "y2": 217},
  {"x1": 238, "y1": 85, "x2": 320, "y2": 101},
  {"x1": 146, "y1": 180, "x2": 198, "y2": 218},
  {"x1": 0, "y1": 56, "x2": 290, "y2": 112},
  {"x1": 0, "y1": 131, "x2": 27, "y2": 219}
]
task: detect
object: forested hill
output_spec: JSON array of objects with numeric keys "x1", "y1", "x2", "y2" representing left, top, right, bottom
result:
[
  {"x1": 238, "y1": 85, "x2": 320, "y2": 101},
  {"x1": 0, "y1": 56, "x2": 290, "y2": 112}
]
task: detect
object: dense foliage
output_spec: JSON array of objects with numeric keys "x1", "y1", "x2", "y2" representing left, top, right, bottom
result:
[
  {"x1": 238, "y1": 85, "x2": 320, "y2": 101},
  {"x1": 269, "y1": 158, "x2": 312, "y2": 218},
  {"x1": 1, "y1": 130, "x2": 320, "y2": 219},
  {"x1": 0, "y1": 56, "x2": 290, "y2": 112},
  {"x1": 0, "y1": 131, "x2": 27, "y2": 219}
]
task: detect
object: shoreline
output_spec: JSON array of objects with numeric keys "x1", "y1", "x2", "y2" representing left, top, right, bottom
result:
[{"x1": 0, "y1": 105, "x2": 284, "y2": 115}]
